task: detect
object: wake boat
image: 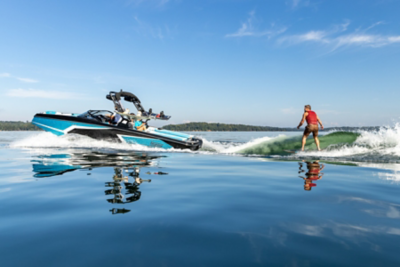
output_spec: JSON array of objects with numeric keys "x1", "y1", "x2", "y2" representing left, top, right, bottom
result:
[{"x1": 32, "y1": 90, "x2": 203, "y2": 150}]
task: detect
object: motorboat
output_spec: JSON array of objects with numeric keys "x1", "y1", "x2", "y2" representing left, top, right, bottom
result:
[{"x1": 32, "y1": 90, "x2": 203, "y2": 150}]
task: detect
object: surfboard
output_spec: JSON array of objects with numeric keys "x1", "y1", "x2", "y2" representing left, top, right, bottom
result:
[
  {"x1": 284, "y1": 149, "x2": 324, "y2": 154},
  {"x1": 284, "y1": 150, "x2": 300, "y2": 154}
]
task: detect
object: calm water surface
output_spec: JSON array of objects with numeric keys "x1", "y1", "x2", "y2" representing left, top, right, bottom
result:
[{"x1": 1, "y1": 131, "x2": 400, "y2": 267}]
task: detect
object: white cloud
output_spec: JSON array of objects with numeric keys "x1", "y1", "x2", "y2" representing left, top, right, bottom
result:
[
  {"x1": 0, "y1": 72, "x2": 39, "y2": 83},
  {"x1": 364, "y1": 21, "x2": 384, "y2": 32},
  {"x1": 388, "y1": 36, "x2": 400, "y2": 42},
  {"x1": 16, "y1": 77, "x2": 39, "y2": 83},
  {"x1": 335, "y1": 34, "x2": 400, "y2": 48},
  {"x1": 225, "y1": 11, "x2": 286, "y2": 38},
  {"x1": 7, "y1": 89, "x2": 81, "y2": 99},
  {"x1": 279, "y1": 21, "x2": 400, "y2": 50},
  {"x1": 286, "y1": 30, "x2": 329, "y2": 43}
]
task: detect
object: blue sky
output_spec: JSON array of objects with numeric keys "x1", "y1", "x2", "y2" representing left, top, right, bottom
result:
[{"x1": 1, "y1": 0, "x2": 400, "y2": 127}]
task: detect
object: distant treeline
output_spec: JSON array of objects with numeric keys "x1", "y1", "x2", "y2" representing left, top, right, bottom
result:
[
  {"x1": 162, "y1": 122, "x2": 380, "y2": 132},
  {"x1": 0, "y1": 121, "x2": 41, "y2": 131}
]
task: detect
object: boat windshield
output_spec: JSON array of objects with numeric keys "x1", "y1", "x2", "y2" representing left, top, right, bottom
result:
[{"x1": 78, "y1": 110, "x2": 113, "y2": 123}]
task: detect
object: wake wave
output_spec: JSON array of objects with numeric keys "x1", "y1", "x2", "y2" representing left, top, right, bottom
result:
[
  {"x1": 297, "y1": 125, "x2": 400, "y2": 163},
  {"x1": 203, "y1": 125, "x2": 400, "y2": 163},
  {"x1": 11, "y1": 124, "x2": 400, "y2": 163}
]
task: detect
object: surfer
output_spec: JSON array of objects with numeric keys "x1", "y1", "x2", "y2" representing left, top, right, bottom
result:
[{"x1": 297, "y1": 105, "x2": 324, "y2": 151}]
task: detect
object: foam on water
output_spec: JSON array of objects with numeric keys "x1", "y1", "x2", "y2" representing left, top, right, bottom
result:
[
  {"x1": 201, "y1": 138, "x2": 228, "y2": 152},
  {"x1": 201, "y1": 135, "x2": 274, "y2": 154},
  {"x1": 10, "y1": 132, "x2": 187, "y2": 153}
]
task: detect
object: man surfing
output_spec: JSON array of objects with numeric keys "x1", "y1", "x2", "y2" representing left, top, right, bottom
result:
[{"x1": 297, "y1": 105, "x2": 324, "y2": 151}]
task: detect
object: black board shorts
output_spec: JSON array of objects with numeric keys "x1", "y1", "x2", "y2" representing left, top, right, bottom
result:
[{"x1": 304, "y1": 124, "x2": 319, "y2": 137}]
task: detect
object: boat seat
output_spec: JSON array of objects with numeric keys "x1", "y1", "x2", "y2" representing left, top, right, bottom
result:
[{"x1": 116, "y1": 118, "x2": 131, "y2": 129}]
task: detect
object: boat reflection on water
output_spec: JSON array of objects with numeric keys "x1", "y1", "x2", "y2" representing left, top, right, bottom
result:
[
  {"x1": 298, "y1": 160, "x2": 325, "y2": 191},
  {"x1": 106, "y1": 167, "x2": 151, "y2": 214},
  {"x1": 31, "y1": 151, "x2": 164, "y2": 215}
]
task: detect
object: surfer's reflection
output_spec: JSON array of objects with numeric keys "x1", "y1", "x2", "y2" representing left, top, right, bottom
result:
[
  {"x1": 31, "y1": 151, "x2": 164, "y2": 214},
  {"x1": 298, "y1": 161, "x2": 325, "y2": 191}
]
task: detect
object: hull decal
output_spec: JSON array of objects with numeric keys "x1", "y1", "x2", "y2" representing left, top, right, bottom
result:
[
  {"x1": 119, "y1": 135, "x2": 173, "y2": 149},
  {"x1": 33, "y1": 116, "x2": 108, "y2": 136},
  {"x1": 32, "y1": 121, "x2": 65, "y2": 136}
]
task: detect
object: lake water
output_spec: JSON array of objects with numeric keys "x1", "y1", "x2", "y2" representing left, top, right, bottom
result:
[{"x1": 1, "y1": 130, "x2": 400, "y2": 267}]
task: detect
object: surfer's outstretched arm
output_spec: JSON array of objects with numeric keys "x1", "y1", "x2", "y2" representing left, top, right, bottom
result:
[
  {"x1": 317, "y1": 115, "x2": 324, "y2": 129},
  {"x1": 297, "y1": 112, "x2": 308, "y2": 129}
]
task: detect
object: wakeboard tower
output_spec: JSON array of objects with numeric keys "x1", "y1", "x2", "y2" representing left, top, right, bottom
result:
[
  {"x1": 32, "y1": 90, "x2": 203, "y2": 150},
  {"x1": 106, "y1": 90, "x2": 171, "y2": 121}
]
